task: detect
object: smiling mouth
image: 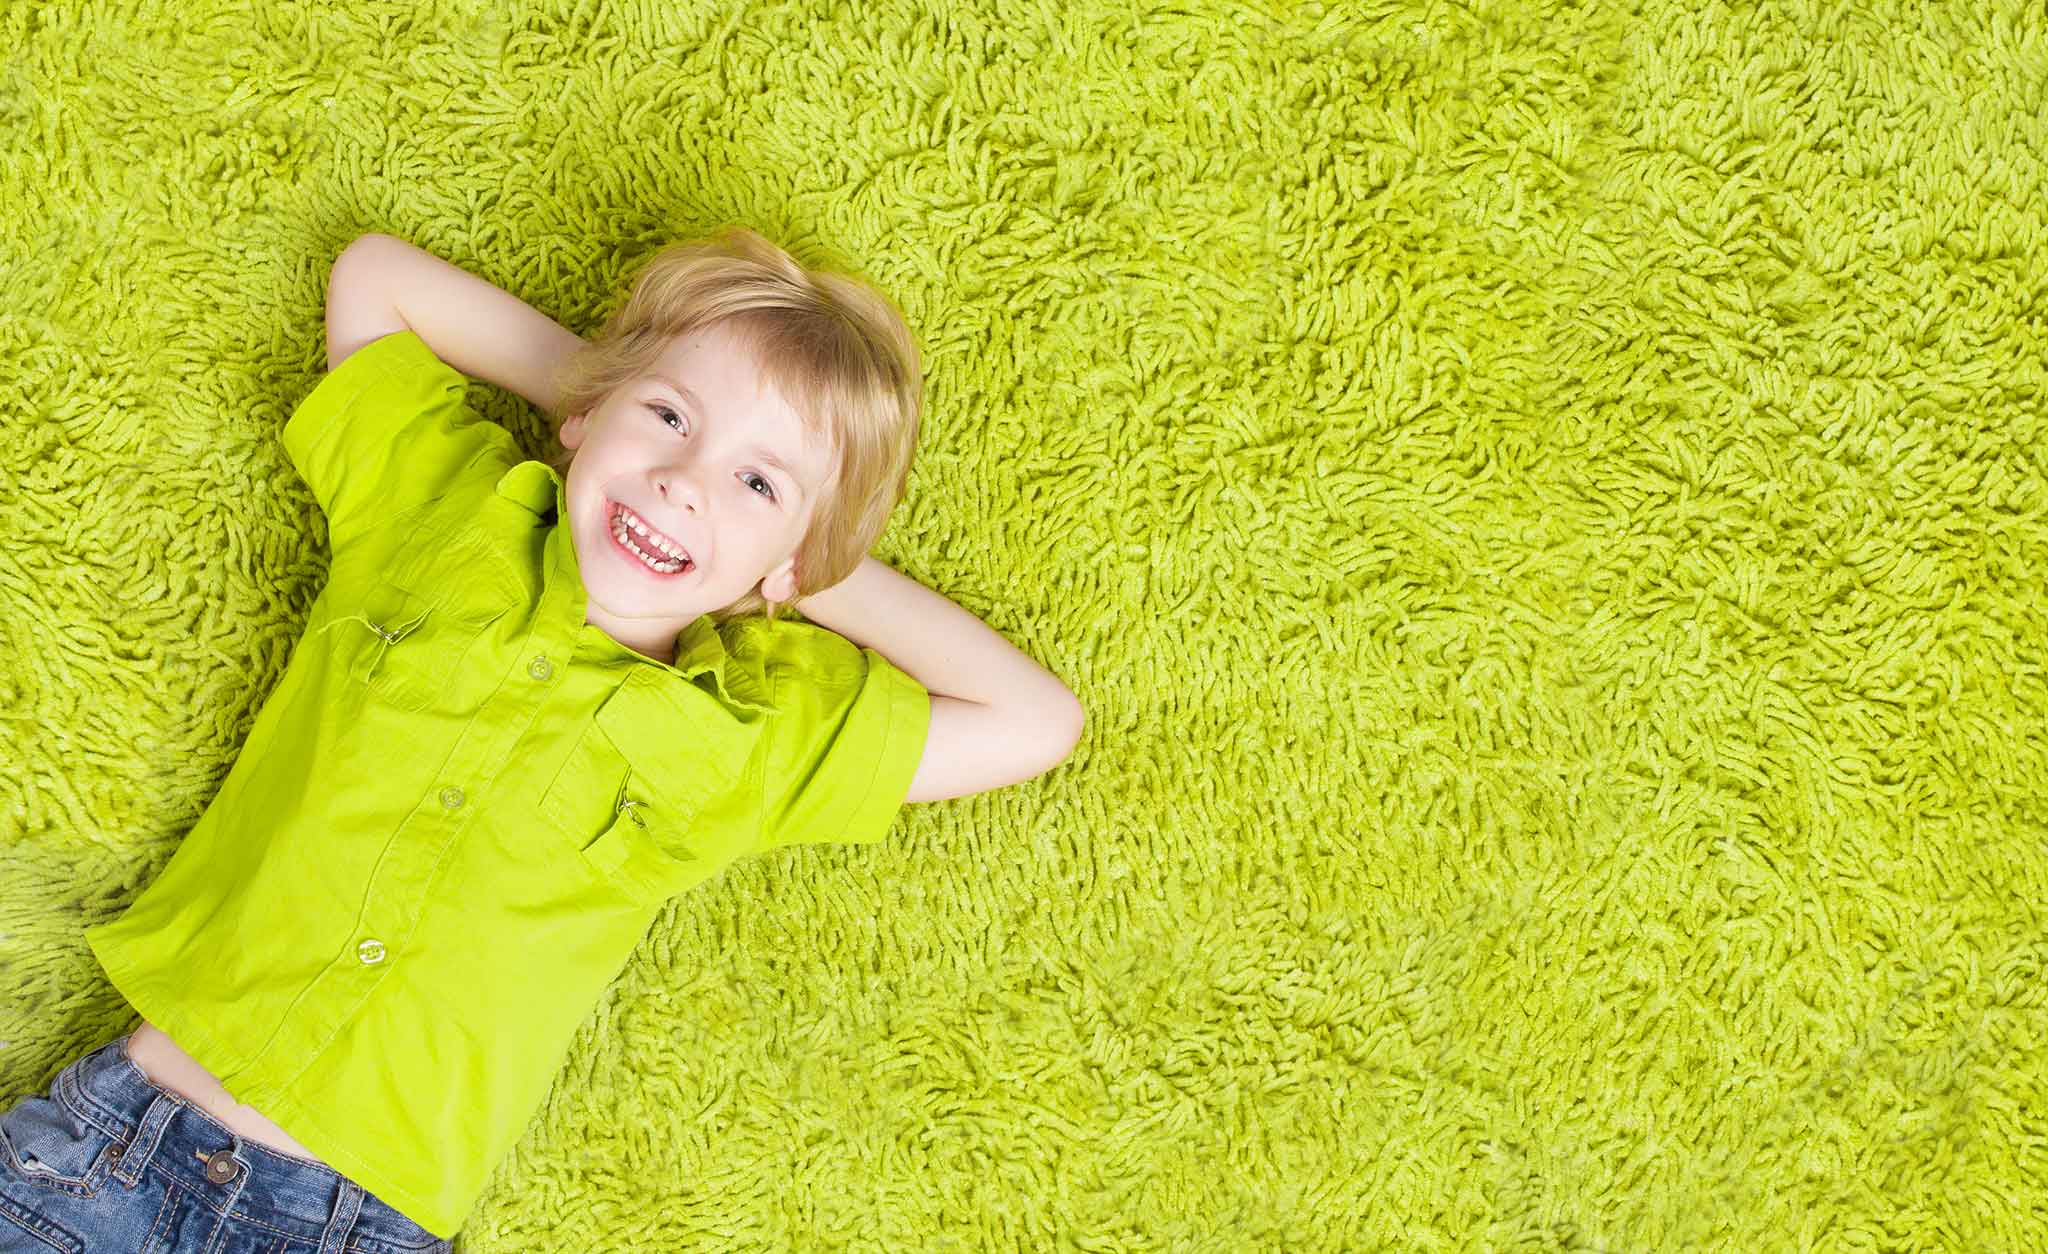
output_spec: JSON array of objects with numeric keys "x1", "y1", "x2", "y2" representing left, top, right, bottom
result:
[{"x1": 608, "y1": 502, "x2": 694, "y2": 575}]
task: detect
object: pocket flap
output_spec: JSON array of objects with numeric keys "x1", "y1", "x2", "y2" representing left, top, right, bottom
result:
[
  {"x1": 318, "y1": 581, "x2": 432, "y2": 688},
  {"x1": 361, "y1": 580, "x2": 432, "y2": 643},
  {"x1": 591, "y1": 668, "x2": 759, "y2": 819},
  {"x1": 583, "y1": 808, "x2": 693, "y2": 904},
  {"x1": 322, "y1": 576, "x2": 506, "y2": 708}
]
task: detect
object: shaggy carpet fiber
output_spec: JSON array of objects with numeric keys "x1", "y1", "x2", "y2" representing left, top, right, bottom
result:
[{"x1": 3, "y1": 0, "x2": 2044, "y2": 1249}]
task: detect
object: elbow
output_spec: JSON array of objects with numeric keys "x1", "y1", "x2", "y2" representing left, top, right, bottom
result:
[
  {"x1": 1017, "y1": 688, "x2": 1084, "y2": 779},
  {"x1": 343, "y1": 229, "x2": 400, "y2": 253},
  {"x1": 332, "y1": 232, "x2": 391, "y2": 275},
  {"x1": 1002, "y1": 686, "x2": 1085, "y2": 785},
  {"x1": 1051, "y1": 689, "x2": 1085, "y2": 762}
]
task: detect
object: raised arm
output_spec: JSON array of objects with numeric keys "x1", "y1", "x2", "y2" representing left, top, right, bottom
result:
[
  {"x1": 324, "y1": 232, "x2": 586, "y2": 413},
  {"x1": 796, "y1": 558, "x2": 1084, "y2": 803}
]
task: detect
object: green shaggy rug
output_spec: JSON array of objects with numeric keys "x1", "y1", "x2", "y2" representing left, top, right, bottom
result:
[{"x1": 3, "y1": 0, "x2": 2044, "y2": 1249}]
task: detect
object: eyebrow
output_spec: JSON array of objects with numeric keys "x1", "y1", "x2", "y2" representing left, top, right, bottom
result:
[{"x1": 651, "y1": 373, "x2": 807, "y2": 504}]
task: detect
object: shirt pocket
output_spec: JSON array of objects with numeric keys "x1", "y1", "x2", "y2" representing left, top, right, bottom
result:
[
  {"x1": 318, "y1": 575, "x2": 505, "y2": 713},
  {"x1": 539, "y1": 675, "x2": 756, "y2": 905},
  {"x1": 539, "y1": 725, "x2": 695, "y2": 907}
]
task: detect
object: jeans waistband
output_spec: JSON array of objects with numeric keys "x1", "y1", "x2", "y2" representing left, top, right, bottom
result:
[{"x1": 50, "y1": 1032, "x2": 447, "y2": 1251}]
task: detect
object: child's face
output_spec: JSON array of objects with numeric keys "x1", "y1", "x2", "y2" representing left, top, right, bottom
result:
[{"x1": 556, "y1": 320, "x2": 837, "y2": 662}]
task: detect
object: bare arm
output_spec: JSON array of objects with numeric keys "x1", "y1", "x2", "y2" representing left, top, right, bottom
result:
[
  {"x1": 324, "y1": 233, "x2": 586, "y2": 414},
  {"x1": 797, "y1": 558, "x2": 1084, "y2": 802}
]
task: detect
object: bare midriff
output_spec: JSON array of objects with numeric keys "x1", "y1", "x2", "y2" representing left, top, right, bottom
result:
[{"x1": 124, "y1": 1017, "x2": 332, "y2": 1168}]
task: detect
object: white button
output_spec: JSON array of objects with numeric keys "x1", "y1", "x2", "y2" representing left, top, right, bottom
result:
[
  {"x1": 528, "y1": 655, "x2": 553, "y2": 681},
  {"x1": 440, "y1": 786, "x2": 464, "y2": 809},
  {"x1": 358, "y1": 939, "x2": 386, "y2": 965}
]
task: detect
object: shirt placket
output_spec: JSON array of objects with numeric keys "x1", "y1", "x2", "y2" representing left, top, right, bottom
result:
[{"x1": 231, "y1": 525, "x2": 585, "y2": 1096}]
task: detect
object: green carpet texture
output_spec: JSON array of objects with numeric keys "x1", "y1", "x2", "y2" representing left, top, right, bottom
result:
[{"x1": 3, "y1": 0, "x2": 2045, "y2": 1249}]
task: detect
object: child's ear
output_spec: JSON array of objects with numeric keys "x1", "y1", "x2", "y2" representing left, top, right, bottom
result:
[
  {"x1": 759, "y1": 553, "x2": 801, "y2": 606},
  {"x1": 559, "y1": 411, "x2": 589, "y2": 450}
]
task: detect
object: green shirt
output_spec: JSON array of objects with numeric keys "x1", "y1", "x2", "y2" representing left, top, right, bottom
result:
[{"x1": 83, "y1": 330, "x2": 930, "y2": 1239}]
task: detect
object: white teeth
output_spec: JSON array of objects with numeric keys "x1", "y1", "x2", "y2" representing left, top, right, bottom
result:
[
  {"x1": 614, "y1": 505, "x2": 688, "y2": 560},
  {"x1": 611, "y1": 512, "x2": 690, "y2": 573}
]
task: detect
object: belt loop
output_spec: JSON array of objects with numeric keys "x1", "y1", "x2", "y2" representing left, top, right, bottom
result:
[
  {"x1": 116, "y1": 1091, "x2": 180, "y2": 1189},
  {"x1": 318, "y1": 1176, "x2": 367, "y2": 1254}
]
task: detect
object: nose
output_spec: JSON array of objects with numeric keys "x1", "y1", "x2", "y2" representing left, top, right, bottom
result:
[{"x1": 655, "y1": 460, "x2": 705, "y2": 515}]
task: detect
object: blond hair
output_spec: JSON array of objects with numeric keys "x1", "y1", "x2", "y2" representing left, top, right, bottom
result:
[{"x1": 546, "y1": 226, "x2": 923, "y2": 626}]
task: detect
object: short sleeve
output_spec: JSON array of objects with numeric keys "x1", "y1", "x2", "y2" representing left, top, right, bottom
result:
[
  {"x1": 758, "y1": 632, "x2": 931, "y2": 850},
  {"x1": 281, "y1": 330, "x2": 517, "y2": 554}
]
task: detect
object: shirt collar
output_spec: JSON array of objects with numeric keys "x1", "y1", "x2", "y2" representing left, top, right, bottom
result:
[{"x1": 497, "y1": 460, "x2": 772, "y2": 712}]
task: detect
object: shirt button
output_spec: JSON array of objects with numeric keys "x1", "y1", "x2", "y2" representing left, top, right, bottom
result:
[
  {"x1": 440, "y1": 786, "x2": 465, "y2": 809},
  {"x1": 358, "y1": 939, "x2": 386, "y2": 965},
  {"x1": 528, "y1": 654, "x2": 553, "y2": 681}
]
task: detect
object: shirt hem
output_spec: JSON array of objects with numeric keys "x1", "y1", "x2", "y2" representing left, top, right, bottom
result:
[
  {"x1": 255, "y1": 1087, "x2": 465, "y2": 1241},
  {"x1": 83, "y1": 927, "x2": 465, "y2": 1241}
]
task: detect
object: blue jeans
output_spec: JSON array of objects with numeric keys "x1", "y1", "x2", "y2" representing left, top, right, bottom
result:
[{"x1": 0, "y1": 1030, "x2": 453, "y2": 1253}]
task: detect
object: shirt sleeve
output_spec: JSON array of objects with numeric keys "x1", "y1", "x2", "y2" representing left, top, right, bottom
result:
[
  {"x1": 281, "y1": 330, "x2": 518, "y2": 555},
  {"x1": 758, "y1": 633, "x2": 932, "y2": 850}
]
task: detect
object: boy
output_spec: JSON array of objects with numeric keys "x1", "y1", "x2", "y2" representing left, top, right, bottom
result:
[{"x1": 4, "y1": 228, "x2": 1080, "y2": 1249}]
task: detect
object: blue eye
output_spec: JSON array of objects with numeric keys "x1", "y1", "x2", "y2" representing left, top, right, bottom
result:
[{"x1": 651, "y1": 401, "x2": 778, "y2": 499}]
